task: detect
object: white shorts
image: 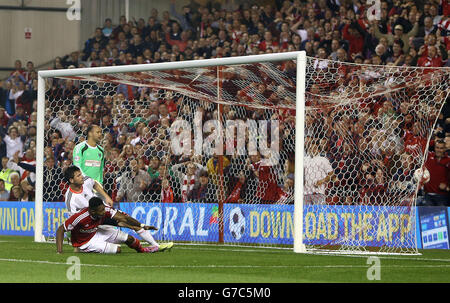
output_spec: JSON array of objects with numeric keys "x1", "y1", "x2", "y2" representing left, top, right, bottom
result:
[{"x1": 79, "y1": 225, "x2": 129, "y2": 254}]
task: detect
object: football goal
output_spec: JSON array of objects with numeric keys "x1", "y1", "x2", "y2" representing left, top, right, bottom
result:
[{"x1": 35, "y1": 51, "x2": 449, "y2": 255}]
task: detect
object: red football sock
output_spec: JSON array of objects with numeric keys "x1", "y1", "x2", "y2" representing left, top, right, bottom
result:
[{"x1": 129, "y1": 237, "x2": 143, "y2": 252}]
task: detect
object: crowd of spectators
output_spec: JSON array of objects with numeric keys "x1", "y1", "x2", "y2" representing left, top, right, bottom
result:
[
  {"x1": 0, "y1": 0, "x2": 449, "y2": 205},
  {"x1": 0, "y1": 58, "x2": 37, "y2": 202}
]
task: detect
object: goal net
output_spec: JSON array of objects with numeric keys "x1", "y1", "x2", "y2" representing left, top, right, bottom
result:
[{"x1": 36, "y1": 52, "x2": 449, "y2": 255}]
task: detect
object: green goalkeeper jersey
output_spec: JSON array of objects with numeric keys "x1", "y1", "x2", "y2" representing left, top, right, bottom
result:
[{"x1": 72, "y1": 141, "x2": 105, "y2": 185}]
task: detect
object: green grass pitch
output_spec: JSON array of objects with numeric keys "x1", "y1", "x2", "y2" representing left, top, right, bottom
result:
[{"x1": 0, "y1": 235, "x2": 449, "y2": 283}]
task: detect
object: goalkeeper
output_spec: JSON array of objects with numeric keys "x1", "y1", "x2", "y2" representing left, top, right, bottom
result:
[
  {"x1": 72, "y1": 124, "x2": 105, "y2": 185},
  {"x1": 72, "y1": 125, "x2": 116, "y2": 227}
]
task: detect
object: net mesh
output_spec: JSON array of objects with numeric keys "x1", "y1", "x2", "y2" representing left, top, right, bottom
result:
[{"x1": 41, "y1": 56, "x2": 450, "y2": 254}]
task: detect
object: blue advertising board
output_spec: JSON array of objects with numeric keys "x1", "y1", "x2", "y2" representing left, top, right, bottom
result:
[
  {"x1": 0, "y1": 201, "x2": 448, "y2": 250},
  {"x1": 0, "y1": 202, "x2": 219, "y2": 242},
  {"x1": 418, "y1": 207, "x2": 449, "y2": 249},
  {"x1": 119, "y1": 202, "x2": 219, "y2": 242},
  {"x1": 222, "y1": 204, "x2": 417, "y2": 248},
  {"x1": 302, "y1": 205, "x2": 416, "y2": 248},
  {"x1": 223, "y1": 204, "x2": 294, "y2": 245},
  {"x1": 0, "y1": 202, "x2": 69, "y2": 237}
]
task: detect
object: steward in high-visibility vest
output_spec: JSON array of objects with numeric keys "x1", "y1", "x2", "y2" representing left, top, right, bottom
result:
[{"x1": 0, "y1": 167, "x2": 15, "y2": 191}]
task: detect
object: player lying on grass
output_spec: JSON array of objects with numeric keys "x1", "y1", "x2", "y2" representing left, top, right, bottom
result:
[
  {"x1": 63, "y1": 165, "x2": 167, "y2": 250},
  {"x1": 56, "y1": 197, "x2": 173, "y2": 254}
]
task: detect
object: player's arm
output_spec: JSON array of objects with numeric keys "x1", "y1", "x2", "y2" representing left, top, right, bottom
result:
[
  {"x1": 93, "y1": 180, "x2": 114, "y2": 207},
  {"x1": 112, "y1": 211, "x2": 158, "y2": 232},
  {"x1": 56, "y1": 212, "x2": 78, "y2": 254},
  {"x1": 56, "y1": 224, "x2": 65, "y2": 254}
]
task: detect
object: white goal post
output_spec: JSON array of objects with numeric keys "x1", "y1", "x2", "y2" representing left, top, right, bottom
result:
[{"x1": 35, "y1": 51, "x2": 307, "y2": 252}]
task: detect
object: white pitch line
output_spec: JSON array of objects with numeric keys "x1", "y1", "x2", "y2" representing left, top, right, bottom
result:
[
  {"x1": 3, "y1": 238, "x2": 450, "y2": 263},
  {"x1": 0, "y1": 258, "x2": 450, "y2": 269}
]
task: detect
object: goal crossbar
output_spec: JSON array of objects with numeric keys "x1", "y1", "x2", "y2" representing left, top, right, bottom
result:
[{"x1": 38, "y1": 52, "x2": 304, "y2": 78}]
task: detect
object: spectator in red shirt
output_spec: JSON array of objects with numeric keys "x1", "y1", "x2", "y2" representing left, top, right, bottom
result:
[
  {"x1": 10, "y1": 60, "x2": 25, "y2": 77},
  {"x1": 360, "y1": 168, "x2": 388, "y2": 205},
  {"x1": 0, "y1": 107, "x2": 9, "y2": 129},
  {"x1": 225, "y1": 171, "x2": 248, "y2": 203},
  {"x1": 404, "y1": 121, "x2": 428, "y2": 157},
  {"x1": 417, "y1": 45, "x2": 443, "y2": 67},
  {"x1": 259, "y1": 31, "x2": 279, "y2": 52},
  {"x1": 161, "y1": 178, "x2": 174, "y2": 203},
  {"x1": 424, "y1": 140, "x2": 450, "y2": 206},
  {"x1": 342, "y1": 20, "x2": 364, "y2": 59},
  {"x1": 248, "y1": 152, "x2": 280, "y2": 204},
  {"x1": 23, "y1": 61, "x2": 35, "y2": 83},
  {"x1": 166, "y1": 30, "x2": 189, "y2": 52}
]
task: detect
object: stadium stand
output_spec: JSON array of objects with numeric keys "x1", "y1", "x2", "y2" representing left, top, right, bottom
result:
[{"x1": 0, "y1": 0, "x2": 448, "y2": 205}]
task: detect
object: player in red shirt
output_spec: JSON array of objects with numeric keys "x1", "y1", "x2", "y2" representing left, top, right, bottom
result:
[{"x1": 56, "y1": 197, "x2": 173, "y2": 254}]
